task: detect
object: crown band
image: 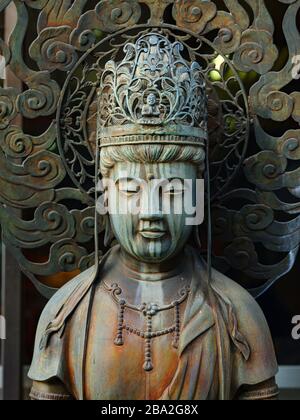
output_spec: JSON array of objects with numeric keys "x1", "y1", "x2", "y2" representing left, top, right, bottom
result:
[
  {"x1": 99, "y1": 124, "x2": 207, "y2": 148},
  {"x1": 100, "y1": 134, "x2": 206, "y2": 148}
]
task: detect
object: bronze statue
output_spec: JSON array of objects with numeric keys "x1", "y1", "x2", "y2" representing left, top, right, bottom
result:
[{"x1": 28, "y1": 33, "x2": 278, "y2": 401}]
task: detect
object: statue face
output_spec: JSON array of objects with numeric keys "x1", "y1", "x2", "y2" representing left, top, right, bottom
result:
[
  {"x1": 103, "y1": 161, "x2": 198, "y2": 263},
  {"x1": 147, "y1": 93, "x2": 156, "y2": 106}
]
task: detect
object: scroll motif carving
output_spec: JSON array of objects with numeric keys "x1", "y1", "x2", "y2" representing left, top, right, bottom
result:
[
  {"x1": 0, "y1": 88, "x2": 18, "y2": 129},
  {"x1": 172, "y1": 0, "x2": 217, "y2": 34},
  {"x1": 71, "y1": 0, "x2": 142, "y2": 50},
  {"x1": 30, "y1": 27, "x2": 78, "y2": 72},
  {"x1": 249, "y1": 0, "x2": 300, "y2": 122},
  {"x1": 233, "y1": 30, "x2": 278, "y2": 74}
]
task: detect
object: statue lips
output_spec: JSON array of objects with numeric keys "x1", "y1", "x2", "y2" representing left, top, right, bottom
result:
[{"x1": 139, "y1": 228, "x2": 167, "y2": 240}]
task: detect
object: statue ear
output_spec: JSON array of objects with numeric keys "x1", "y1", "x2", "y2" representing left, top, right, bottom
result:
[
  {"x1": 193, "y1": 225, "x2": 202, "y2": 250},
  {"x1": 104, "y1": 215, "x2": 115, "y2": 247}
]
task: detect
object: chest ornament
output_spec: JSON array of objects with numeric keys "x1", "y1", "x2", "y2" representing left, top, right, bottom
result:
[{"x1": 102, "y1": 282, "x2": 190, "y2": 372}]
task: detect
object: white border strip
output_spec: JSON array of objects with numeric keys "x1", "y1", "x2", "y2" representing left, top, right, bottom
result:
[{"x1": 277, "y1": 366, "x2": 300, "y2": 389}]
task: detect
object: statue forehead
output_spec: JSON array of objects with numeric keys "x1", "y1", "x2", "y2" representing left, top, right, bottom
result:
[{"x1": 107, "y1": 161, "x2": 197, "y2": 180}]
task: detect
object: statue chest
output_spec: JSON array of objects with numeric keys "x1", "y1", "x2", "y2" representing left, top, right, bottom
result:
[{"x1": 66, "y1": 285, "x2": 184, "y2": 400}]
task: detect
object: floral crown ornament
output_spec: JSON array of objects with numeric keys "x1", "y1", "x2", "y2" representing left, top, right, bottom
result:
[{"x1": 98, "y1": 32, "x2": 208, "y2": 149}]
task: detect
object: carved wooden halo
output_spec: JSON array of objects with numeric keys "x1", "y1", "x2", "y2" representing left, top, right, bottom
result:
[
  {"x1": 1, "y1": 0, "x2": 298, "y2": 299},
  {"x1": 57, "y1": 25, "x2": 249, "y2": 202}
]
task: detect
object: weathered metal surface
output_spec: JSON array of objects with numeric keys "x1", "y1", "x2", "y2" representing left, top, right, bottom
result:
[{"x1": 0, "y1": 0, "x2": 299, "y2": 297}]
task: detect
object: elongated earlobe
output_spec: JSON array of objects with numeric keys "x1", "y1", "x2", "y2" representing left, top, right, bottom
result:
[
  {"x1": 104, "y1": 216, "x2": 115, "y2": 247},
  {"x1": 193, "y1": 225, "x2": 202, "y2": 250}
]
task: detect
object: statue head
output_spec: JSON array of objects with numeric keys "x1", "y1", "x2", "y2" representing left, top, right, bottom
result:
[
  {"x1": 98, "y1": 33, "x2": 208, "y2": 263},
  {"x1": 146, "y1": 93, "x2": 157, "y2": 106}
]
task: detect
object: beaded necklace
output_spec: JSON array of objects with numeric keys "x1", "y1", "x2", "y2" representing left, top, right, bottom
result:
[{"x1": 102, "y1": 282, "x2": 190, "y2": 372}]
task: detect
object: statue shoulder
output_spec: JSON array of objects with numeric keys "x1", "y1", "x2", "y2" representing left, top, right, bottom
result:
[
  {"x1": 211, "y1": 268, "x2": 269, "y2": 332},
  {"x1": 211, "y1": 268, "x2": 278, "y2": 385},
  {"x1": 28, "y1": 265, "x2": 95, "y2": 383},
  {"x1": 38, "y1": 265, "x2": 96, "y2": 330},
  {"x1": 190, "y1": 247, "x2": 272, "y2": 336}
]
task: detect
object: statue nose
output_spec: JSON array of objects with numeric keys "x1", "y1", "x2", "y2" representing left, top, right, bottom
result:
[
  {"x1": 139, "y1": 211, "x2": 163, "y2": 222},
  {"x1": 139, "y1": 185, "x2": 163, "y2": 221}
]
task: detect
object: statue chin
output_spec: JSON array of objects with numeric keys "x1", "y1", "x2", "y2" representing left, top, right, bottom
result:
[
  {"x1": 113, "y1": 228, "x2": 191, "y2": 264},
  {"x1": 118, "y1": 244, "x2": 184, "y2": 265}
]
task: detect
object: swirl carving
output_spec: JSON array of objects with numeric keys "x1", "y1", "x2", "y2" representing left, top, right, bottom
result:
[
  {"x1": 233, "y1": 29, "x2": 278, "y2": 74},
  {"x1": 244, "y1": 151, "x2": 287, "y2": 191},
  {"x1": 0, "y1": 88, "x2": 18, "y2": 129},
  {"x1": 1, "y1": 123, "x2": 56, "y2": 160},
  {"x1": 2, "y1": 127, "x2": 33, "y2": 158},
  {"x1": 22, "y1": 151, "x2": 66, "y2": 189},
  {"x1": 244, "y1": 151, "x2": 300, "y2": 191},
  {"x1": 71, "y1": 0, "x2": 142, "y2": 51},
  {"x1": 173, "y1": 0, "x2": 217, "y2": 34},
  {"x1": 29, "y1": 27, "x2": 78, "y2": 72},
  {"x1": 236, "y1": 205, "x2": 274, "y2": 233},
  {"x1": 224, "y1": 238, "x2": 258, "y2": 272},
  {"x1": 207, "y1": 12, "x2": 242, "y2": 55},
  {"x1": 17, "y1": 76, "x2": 60, "y2": 119},
  {"x1": 34, "y1": 203, "x2": 76, "y2": 243},
  {"x1": 51, "y1": 240, "x2": 88, "y2": 273},
  {"x1": 279, "y1": 132, "x2": 300, "y2": 160}
]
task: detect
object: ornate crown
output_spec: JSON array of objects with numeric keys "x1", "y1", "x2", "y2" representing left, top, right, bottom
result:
[{"x1": 98, "y1": 32, "x2": 208, "y2": 148}]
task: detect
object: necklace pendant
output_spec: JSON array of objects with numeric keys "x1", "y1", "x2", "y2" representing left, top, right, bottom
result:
[
  {"x1": 143, "y1": 360, "x2": 154, "y2": 372},
  {"x1": 143, "y1": 315, "x2": 154, "y2": 372},
  {"x1": 114, "y1": 337, "x2": 124, "y2": 346}
]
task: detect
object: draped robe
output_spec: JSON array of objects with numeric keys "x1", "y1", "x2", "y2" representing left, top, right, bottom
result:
[{"x1": 29, "y1": 246, "x2": 278, "y2": 400}]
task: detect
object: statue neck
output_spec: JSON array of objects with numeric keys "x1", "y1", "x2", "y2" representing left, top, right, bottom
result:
[{"x1": 119, "y1": 249, "x2": 185, "y2": 282}]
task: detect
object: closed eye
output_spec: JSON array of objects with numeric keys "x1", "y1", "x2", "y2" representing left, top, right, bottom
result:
[
  {"x1": 163, "y1": 180, "x2": 186, "y2": 195},
  {"x1": 117, "y1": 178, "x2": 141, "y2": 195}
]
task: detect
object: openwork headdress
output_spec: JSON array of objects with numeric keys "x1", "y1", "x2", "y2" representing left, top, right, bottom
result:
[{"x1": 98, "y1": 32, "x2": 208, "y2": 149}]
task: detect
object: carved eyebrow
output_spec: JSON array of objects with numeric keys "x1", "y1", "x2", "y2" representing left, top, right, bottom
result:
[
  {"x1": 155, "y1": 177, "x2": 186, "y2": 185},
  {"x1": 114, "y1": 177, "x2": 187, "y2": 184},
  {"x1": 167, "y1": 177, "x2": 186, "y2": 182},
  {"x1": 115, "y1": 177, "x2": 143, "y2": 185}
]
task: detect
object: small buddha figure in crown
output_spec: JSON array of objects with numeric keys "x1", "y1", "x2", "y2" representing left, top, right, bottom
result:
[
  {"x1": 28, "y1": 33, "x2": 279, "y2": 400},
  {"x1": 142, "y1": 93, "x2": 161, "y2": 119}
]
